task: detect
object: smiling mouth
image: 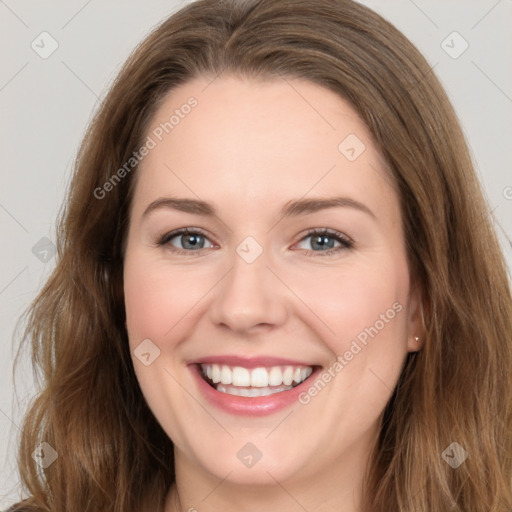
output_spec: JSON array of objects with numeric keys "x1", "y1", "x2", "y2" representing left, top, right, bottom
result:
[{"x1": 199, "y1": 363, "x2": 314, "y2": 397}]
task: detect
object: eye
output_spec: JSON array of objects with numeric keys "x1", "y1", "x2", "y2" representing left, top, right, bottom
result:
[
  {"x1": 295, "y1": 229, "x2": 353, "y2": 256},
  {"x1": 155, "y1": 227, "x2": 353, "y2": 257},
  {"x1": 156, "y1": 228, "x2": 215, "y2": 254}
]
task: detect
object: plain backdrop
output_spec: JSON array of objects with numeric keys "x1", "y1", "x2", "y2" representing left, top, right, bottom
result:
[{"x1": 1, "y1": 0, "x2": 511, "y2": 507}]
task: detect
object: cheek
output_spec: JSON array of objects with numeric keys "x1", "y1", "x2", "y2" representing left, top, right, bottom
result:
[
  {"x1": 290, "y1": 261, "x2": 410, "y2": 431},
  {"x1": 286, "y1": 258, "x2": 410, "y2": 350},
  {"x1": 122, "y1": 250, "x2": 212, "y2": 440},
  {"x1": 289, "y1": 256, "x2": 410, "y2": 410},
  {"x1": 124, "y1": 266, "x2": 172, "y2": 346},
  {"x1": 123, "y1": 252, "x2": 215, "y2": 347}
]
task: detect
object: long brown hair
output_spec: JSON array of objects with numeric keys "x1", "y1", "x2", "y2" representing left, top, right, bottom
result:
[{"x1": 12, "y1": 0, "x2": 512, "y2": 510}]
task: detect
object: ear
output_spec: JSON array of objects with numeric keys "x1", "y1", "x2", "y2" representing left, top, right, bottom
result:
[{"x1": 406, "y1": 278, "x2": 426, "y2": 352}]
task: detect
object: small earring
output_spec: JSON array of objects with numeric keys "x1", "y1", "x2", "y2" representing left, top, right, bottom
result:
[{"x1": 414, "y1": 336, "x2": 420, "y2": 342}]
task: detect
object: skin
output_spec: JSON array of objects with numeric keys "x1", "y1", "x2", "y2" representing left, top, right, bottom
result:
[{"x1": 123, "y1": 75, "x2": 425, "y2": 512}]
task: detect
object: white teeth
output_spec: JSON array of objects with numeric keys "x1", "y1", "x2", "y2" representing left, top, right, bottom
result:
[
  {"x1": 217, "y1": 383, "x2": 293, "y2": 397},
  {"x1": 200, "y1": 363, "x2": 314, "y2": 391},
  {"x1": 232, "y1": 366, "x2": 251, "y2": 386},
  {"x1": 283, "y1": 366, "x2": 294, "y2": 386},
  {"x1": 220, "y1": 365, "x2": 232, "y2": 385},
  {"x1": 301, "y1": 367, "x2": 312, "y2": 381},
  {"x1": 212, "y1": 364, "x2": 221, "y2": 383},
  {"x1": 250, "y1": 367, "x2": 269, "y2": 387},
  {"x1": 268, "y1": 367, "x2": 283, "y2": 386}
]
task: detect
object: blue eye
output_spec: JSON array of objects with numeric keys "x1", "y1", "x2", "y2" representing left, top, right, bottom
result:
[
  {"x1": 156, "y1": 227, "x2": 353, "y2": 256},
  {"x1": 157, "y1": 228, "x2": 214, "y2": 252},
  {"x1": 297, "y1": 229, "x2": 353, "y2": 256}
]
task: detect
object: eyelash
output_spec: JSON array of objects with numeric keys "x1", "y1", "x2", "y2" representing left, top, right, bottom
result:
[
  {"x1": 296, "y1": 228, "x2": 354, "y2": 256},
  {"x1": 155, "y1": 227, "x2": 354, "y2": 257}
]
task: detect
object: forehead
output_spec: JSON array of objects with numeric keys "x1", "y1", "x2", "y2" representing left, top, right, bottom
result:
[{"x1": 131, "y1": 75, "x2": 399, "y2": 224}]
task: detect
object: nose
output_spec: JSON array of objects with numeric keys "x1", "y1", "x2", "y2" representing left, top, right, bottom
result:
[{"x1": 208, "y1": 247, "x2": 289, "y2": 335}]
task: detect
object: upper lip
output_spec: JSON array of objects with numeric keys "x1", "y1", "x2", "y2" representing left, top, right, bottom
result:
[{"x1": 187, "y1": 355, "x2": 316, "y2": 368}]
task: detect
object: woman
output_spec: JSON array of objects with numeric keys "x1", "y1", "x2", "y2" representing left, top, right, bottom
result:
[{"x1": 10, "y1": 0, "x2": 512, "y2": 511}]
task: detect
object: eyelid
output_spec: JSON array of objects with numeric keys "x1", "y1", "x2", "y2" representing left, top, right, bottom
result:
[
  {"x1": 156, "y1": 227, "x2": 217, "y2": 255},
  {"x1": 292, "y1": 228, "x2": 354, "y2": 256},
  {"x1": 156, "y1": 227, "x2": 354, "y2": 256}
]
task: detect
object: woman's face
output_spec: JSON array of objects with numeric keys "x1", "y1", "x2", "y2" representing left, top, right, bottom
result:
[{"x1": 123, "y1": 75, "x2": 423, "y2": 488}]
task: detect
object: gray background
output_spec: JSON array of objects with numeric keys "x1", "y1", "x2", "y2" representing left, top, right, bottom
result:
[{"x1": 1, "y1": 0, "x2": 511, "y2": 506}]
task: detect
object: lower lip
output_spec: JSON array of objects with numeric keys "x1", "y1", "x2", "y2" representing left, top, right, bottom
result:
[{"x1": 190, "y1": 364, "x2": 321, "y2": 416}]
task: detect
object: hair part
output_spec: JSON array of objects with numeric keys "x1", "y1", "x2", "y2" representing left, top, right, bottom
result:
[{"x1": 13, "y1": 0, "x2": 512, "y2": 511}]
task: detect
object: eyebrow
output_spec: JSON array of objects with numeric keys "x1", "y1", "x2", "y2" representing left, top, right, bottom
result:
[
  {"x1": 143, "y1": 197, "x2": 216, "y2": 217},
  {"x1": 142, "y1": 196, "x2": 376, "y2": 220},
  {"x1": 280, "y1": 197, "x2": 376, "y2": 220}
]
